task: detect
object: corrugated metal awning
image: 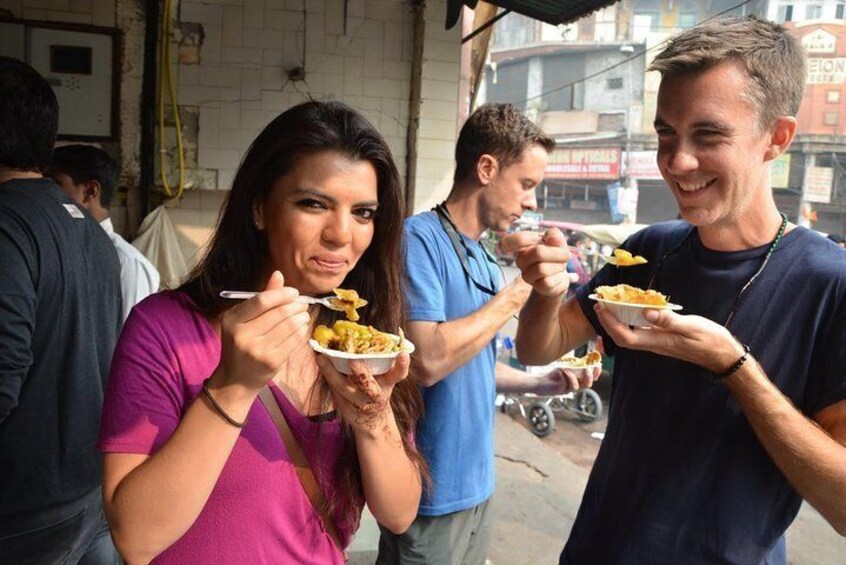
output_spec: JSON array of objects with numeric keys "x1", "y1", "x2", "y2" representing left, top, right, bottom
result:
[{"x1": 446, "y1": 0, "x2": 621, "y2": 30}]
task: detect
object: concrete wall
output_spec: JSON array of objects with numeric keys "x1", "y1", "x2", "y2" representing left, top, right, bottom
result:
[
  {"x1": 0, "y1": 0, "x2": 115, "y2": 25},
  {"x1": 412, "y1": 0, "x2": 461, "y2": 213}
]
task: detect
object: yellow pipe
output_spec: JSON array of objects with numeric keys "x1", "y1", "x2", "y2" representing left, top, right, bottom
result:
[{"x1": 158, "y1": 0, "x2": 185, "y2": 200}]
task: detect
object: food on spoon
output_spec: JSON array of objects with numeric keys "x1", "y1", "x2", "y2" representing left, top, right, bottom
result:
[
  {"x1": 328, "y1": 288, "x2": 368, "y2": 321},
  {"x1": 559, "y1": 350, "x2": 602, "y2": 367},
  {"x1": 312, "y1": 320, "x2": 404, "y2": 354},
  {"x1": 595, "y1": 284, "x2": 669, "y2": 306},
  {"x1": 611, "y1": 248, "x2": 647, "y2": 266}
]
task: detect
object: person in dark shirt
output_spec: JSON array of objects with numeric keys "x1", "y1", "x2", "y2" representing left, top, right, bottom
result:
[
  {"x1": 503, "y1": 16, "x2": 846, "y2": 564},
  {"x1": 827, "y1": 233, "x2": 845, "y2": 249},
  {"x1": 0, "y1": 56, "x2": 122, "y2": 564}
]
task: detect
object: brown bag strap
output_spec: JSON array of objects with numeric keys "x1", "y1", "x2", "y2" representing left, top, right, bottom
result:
[{"x1": 258, "y1": 387, "x2": 344, "y2": 554}]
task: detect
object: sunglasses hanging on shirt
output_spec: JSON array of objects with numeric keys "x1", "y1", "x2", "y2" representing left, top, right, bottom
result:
[{"x1": 433, "y1": 202, "x2": 499, "y2": 297}]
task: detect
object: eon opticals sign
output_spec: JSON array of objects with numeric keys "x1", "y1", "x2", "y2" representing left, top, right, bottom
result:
[
  {"x1": 807, "y1": 57, "x2": 846, "y2": 84},
  {"x1": 546, "y1": 148, "x2": 621, "y2": 180}
]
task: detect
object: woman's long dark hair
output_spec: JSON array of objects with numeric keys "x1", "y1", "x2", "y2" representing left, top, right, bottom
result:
[{"x1": 182, "y1": 101, "x2": 427, "y2": 533}]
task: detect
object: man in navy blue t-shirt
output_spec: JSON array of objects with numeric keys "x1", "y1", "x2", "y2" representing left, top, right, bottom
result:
[
  {"x1": 504, "y1": 16, "x2": 846, "y2": 565},
  {"x1": 0, "y1": 57, "x2": 122, "y2": 563}
]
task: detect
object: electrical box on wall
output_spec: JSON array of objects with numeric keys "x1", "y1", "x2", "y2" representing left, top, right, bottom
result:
[{"x1": 0, "y1": 20, "x2": 118, "y2": 140}]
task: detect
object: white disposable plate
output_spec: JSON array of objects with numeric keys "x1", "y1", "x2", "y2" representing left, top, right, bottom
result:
[
  {"x1": 589, "y1": 294, "x2": 682, "y2": 328},
  {"x1": 309, "y1": 336, "x2": 415, "y2": 375},
  {"x1": 552, "y1": 361, "x2": 603, "y2": 372}
]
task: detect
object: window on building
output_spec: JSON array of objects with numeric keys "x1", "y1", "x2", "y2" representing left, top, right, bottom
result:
[
  {"x1": 679, "y1": 12, "x2": 698, "y2": 28},
  {"x1": 594, "y1": 5, "x2": 617, "y2": 42},
  {"x1": 778, "y1": 4, "x2": 794, "y2": 22},
  {"x1": 493, "y1": 13, "x2": 532, "y2": 50},
  {"x1": 827, "y1": 90, "x2": 841, "y2": 103},
  {"x1": 633, "y1": 12, "x2": 659, "y2": 42},
  {"x1": 572, "y1": 82, "x2": 585, "y2": 111},
  {"x1": 816, "y1": 153, "x2": 834, "y2": 167},
  {"x1": 806, "y1": 3, "x2": 823, "y2": 19},
  {"x1": 607, "y1": 77, "x2": 624, "y2": 90},
  {"x1": 824, "y1": 112, "x2": 840, "y2": 126},
  {"x1": 836, "y1": 2, "x2": 845, "y2": 19}
]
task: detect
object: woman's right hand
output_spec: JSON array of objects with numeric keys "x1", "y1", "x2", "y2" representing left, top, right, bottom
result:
[{"x1": 216, "y1": 271, "x2": 311, "y2": 392}]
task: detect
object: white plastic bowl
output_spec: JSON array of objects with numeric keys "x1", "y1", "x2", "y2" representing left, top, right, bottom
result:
[
  {"x1": 552, "y1": 360, "x2": 602, "y2": 373},
  {"x1": 589, "y1": 294, "x2": 682, "y2": 328},
  {"x1": 309, "y1": 335, "x2": 415, "y2": 375}
]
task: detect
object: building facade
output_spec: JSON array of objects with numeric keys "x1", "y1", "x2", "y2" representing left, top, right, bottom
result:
[{"x1": 484, "y1": 0, "x2": 846, "y2": 236}]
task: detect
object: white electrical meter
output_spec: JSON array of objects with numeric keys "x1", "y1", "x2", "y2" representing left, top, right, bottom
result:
[
  {"x1": 0, "y1": 21, "x2": 117, "y2": 139},
  {"x1": 28, "y1": 27, "x2": 115, "y2": 139}
]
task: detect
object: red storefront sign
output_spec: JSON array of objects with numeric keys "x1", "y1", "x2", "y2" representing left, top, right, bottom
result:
[{"x1": 545, "y1": 148, "x2": 621, "y2": 180}]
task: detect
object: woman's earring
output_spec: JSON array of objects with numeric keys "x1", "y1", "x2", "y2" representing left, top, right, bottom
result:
[{"x1": 254, "y1": 218, "x2": 263, "y2": 231}]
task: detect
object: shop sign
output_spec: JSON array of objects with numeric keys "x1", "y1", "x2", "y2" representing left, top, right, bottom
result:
[
  {"x1": 617, "y1": 185, "x2": 639, "y2": 217},
  {"x1": 804, "y1": 166, "x2": 833, "y2": 204},
  {"x1": 622, "y1": 150, "x2": 662, "y2": 180},
  {"x1": 546, "y1": 147, "x2": 620, "y2": 180},
  {"x1": 807, "y1": 58, "x2": 846, "y2": 84},
  {"x1": 771, "y1": 153, "x2": 791, "y2": 189},
  {"x1": 802, "y1": 29, "x2": 836, "y2": 54}
]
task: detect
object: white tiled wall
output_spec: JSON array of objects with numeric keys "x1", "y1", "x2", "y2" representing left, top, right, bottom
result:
[
  {"x1": 179, "y1": 0, "x2": 418, "y2": 191},
  {"x1": 0, "y1": 0, "x2": 115, "y2": 26},
  {"x1": 1, "y1": 0, "x2": 463, "y2": 274},
  {"x1": 411, "y1": 0, "x2": 461, "y2": 213}
]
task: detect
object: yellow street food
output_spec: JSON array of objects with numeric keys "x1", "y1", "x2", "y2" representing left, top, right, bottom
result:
[
  {"x1": 612, "y1": 248, "x2": 647, "y2": 266},
  {"x1": 312, "y1": 320, "x2": 403, "y2": 354},
  {"x1": 328, "y1": 288, "x2": 368, "y2": 321},
  {"x1": 595, "y1": 284, "x2": 669, "y2": 306},
  {"x1": 559, "y1": 350, "x2": 602, "y2": 367}
]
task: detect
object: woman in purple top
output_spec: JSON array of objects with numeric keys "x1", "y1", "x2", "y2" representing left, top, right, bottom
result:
[{"x1": 98, "y1": 101, "x2": 427, "y2": 564}]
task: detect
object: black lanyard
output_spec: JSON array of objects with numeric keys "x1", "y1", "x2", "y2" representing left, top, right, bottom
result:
[{"x1": 433, "y1": 203, "x2": 499, "y2": 297}]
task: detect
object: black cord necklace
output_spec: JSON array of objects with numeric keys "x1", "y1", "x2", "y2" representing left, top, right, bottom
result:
[
  {"x1": 433, "y1": 202, "x2": 500, "y2": 297},
  {"x1": 648, "y1": 213, "x2": 788, "y2": 328}
]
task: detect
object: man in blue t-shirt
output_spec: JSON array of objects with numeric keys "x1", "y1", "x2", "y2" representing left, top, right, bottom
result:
[
  {"x1": 376, "y1": 104, "x2": 601, "y2": 564},
  {"x1": 504, "y1": 16, "x2": 846, "y2": 564}
]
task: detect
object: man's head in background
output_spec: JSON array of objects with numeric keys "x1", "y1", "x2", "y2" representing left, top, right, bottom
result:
[
  {"x1": 567, "y1": 232, "x2": 589, "y2": 249},
  {"x1": 0, "y1": 56, "x2": 59, "y2": 175},
  {"x1": 452, "y1": 103, "x2": 555, "y2": 232},
  {"x1": 49, "y1": 145, "x2": 118, "y2": 223}
]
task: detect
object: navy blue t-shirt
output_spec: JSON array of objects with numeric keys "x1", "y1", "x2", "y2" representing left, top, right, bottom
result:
[{"x1": 566, "y1": 221, "x2": 846, "y2": 564}]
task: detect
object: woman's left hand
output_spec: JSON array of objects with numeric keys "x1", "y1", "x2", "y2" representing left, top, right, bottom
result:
[{"x1": 316, "y1": 353, "x2": 410, "y2": 434}]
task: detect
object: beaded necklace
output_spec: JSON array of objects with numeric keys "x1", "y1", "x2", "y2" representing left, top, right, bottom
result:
[{"x1": 647, "y1": 213, "x2": 789, "y2": 328}]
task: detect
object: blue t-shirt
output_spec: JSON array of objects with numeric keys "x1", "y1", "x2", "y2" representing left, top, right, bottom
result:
[
  {"x1": 403, "y1": 211, "x2": 501, "y2": 516},
  {"x1": 566, "y1": 221, "x2": 846, "y2": 565}
]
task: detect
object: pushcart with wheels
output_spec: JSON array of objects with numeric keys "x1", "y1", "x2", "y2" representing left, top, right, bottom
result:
[
  {"x1": 497, "y1": 338, "x2": 605, "y2": 437},
  {"x1": 500, "y1": 388, "x2": 603, "y2": 437}
]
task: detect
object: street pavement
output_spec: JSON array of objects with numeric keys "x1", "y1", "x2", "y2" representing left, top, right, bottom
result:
[{"x1": 348, "y1": 411, "x2": 846, "y2": 564}]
